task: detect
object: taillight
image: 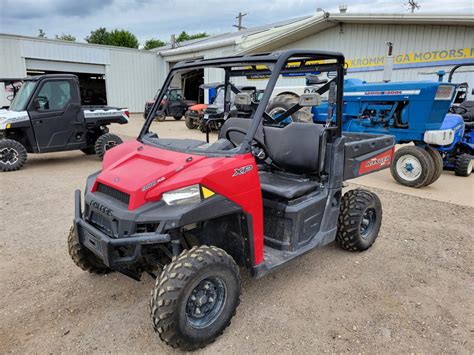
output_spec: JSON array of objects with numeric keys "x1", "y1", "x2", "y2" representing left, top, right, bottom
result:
[{"x1": 124, "y1": 110, "x2": 130, "y2": 117}]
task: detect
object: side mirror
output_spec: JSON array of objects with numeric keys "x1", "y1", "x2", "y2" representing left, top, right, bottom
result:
[
  {"x1": 235, "y1": 92, "x2": 252, "y2": 106},
  {"x1": 306, "y1": 74, "x2": 328, "y2": 86},
  {"x1": 299, "y1": 93, "x2": 321, "y2": 107},
  {"x1": 32, "y1": 97, "x2": 42, "y2": 110},
  {"x1": 472, "y1": 88, "x2": 474, "y2": 95}
]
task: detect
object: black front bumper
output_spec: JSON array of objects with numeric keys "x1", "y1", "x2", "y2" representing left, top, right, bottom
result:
[{"x1": 73, "y1": 190, "x2": 170, "y2": 269}]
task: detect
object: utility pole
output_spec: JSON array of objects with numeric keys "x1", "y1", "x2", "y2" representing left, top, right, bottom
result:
[
  {"x1": 233, "y1": 12, "x2": 247, "y2": 31},
  {"x1": 406, "y1": 0, "x2": 420, "y2": 13}
]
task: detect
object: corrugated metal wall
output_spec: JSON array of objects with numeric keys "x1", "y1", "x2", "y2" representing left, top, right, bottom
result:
[
  {"x1": 0, "y1": 37, "x2": 26, "y2": 107},
  {"x1": 0, "y1": 35, "x2": 160, "y2": 111},
  {"x1": 106, "y1": 50, "x2": 160, "y2": 112},
  {"x1": 279, "y1": 23, "x2": 474, "y2": 87}
]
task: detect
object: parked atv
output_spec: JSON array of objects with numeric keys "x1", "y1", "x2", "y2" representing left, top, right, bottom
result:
[
  {"x1": 185, "y1": 83, "x2": 224, "y2": 130},
  {"x1": 68, "y1": 50, "x2": 394, "y2": 350},
  {"x1": 144, "y1": 88, "x2": 195, "y2": 121},
  {"x1": 0, "y1": 74, "x2": 128, "y2": 172},
  {"x1": 201, "y1": 85, "x2": 261, "y2": 133}
]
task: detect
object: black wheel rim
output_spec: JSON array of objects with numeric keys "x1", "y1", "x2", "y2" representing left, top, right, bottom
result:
[
  {"x1": 0, "y1": 147, "x2": 19, "y2": 165},
  {"x1": 104, "y1": 141, "x2": 117, "y2": 151},
  {"x1": 360, "y1": 208, "x2": 376, "y2": 239},
  {"x1": 185, "y1": 277, "x2": 226, "y2": 329}
]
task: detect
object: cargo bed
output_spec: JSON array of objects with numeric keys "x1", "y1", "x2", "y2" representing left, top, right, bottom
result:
[{"x1": 343, "y1": 132, "x2": 395, "y2": 180}]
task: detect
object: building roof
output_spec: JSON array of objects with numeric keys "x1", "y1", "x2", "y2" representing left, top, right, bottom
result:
[
  {"x1": 0, "y1": 33, "x2": 158, "y2": 54},
  {"x1": 157, "y1": 12, "x2": 474, "y2": 57}
]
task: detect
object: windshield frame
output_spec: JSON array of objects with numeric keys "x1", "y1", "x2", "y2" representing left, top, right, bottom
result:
[
  {"x1": 139, "y1": 50, "x2": 345, "y2": 155},
  {"x1": 9, "y1": 80, "x2": 36, "y2": 111}
]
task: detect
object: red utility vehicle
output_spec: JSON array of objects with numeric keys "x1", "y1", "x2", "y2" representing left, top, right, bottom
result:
[{"x1": 69, "y1": 50, "x2": 395, "y2": 350}]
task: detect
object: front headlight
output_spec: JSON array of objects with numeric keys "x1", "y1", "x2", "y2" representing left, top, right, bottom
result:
[{"x1": 162, "y1": 184, "x2": 201, "y2": 205}]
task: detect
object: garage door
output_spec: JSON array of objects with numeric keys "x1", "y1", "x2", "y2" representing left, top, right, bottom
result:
[{"x1": 25, "y1": 59, "x2": 105, "y2": 74}]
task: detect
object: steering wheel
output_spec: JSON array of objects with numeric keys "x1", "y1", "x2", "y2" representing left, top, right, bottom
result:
[
  {"x1": 225, "y1": 127, "x2": 269, "y2": 159},
  {"x1": 449, "y1": 105, "x2": 468, "y2": 115}
]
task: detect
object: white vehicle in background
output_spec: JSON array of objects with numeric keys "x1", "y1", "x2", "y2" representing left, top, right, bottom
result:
[{"x1": 0, "y1": 73, "x2": 129, "y2": 172}]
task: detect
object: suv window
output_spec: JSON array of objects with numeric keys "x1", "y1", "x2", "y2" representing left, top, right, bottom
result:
[
  {"x1": 35, "y1": 80, "x2": 72, "y2": 110},
  {"x1": 168, "y1": 89, "x2": 183, "y2": 101}
]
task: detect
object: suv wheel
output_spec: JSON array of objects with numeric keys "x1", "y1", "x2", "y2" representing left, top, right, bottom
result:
[
  {"x1": 0, "y1": 139, "x2": 27, "y2": 172},
  {"x1": 150, "y1": 245, "x2": 241, "y2": 351}
]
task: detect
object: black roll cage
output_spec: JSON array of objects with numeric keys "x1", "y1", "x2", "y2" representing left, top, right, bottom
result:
[
  {"x1": 448, "y1": 63, "x2": 474, "y2": 83},
  {"x1": 140, "y1": 50, "x2": 345, "y2": 154}
]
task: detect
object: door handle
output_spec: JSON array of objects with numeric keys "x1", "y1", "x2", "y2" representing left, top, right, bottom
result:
[{"x1": 35, "y1": 120, "x2": 43, "y2": 124}]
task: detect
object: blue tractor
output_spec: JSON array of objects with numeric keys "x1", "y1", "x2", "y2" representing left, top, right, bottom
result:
[
  {"x1": 309, "y1": 75, "x2": 470, "y2": 187},
  {"x1": 436, "y1": 63, "x2": 474, "y2": 177}
]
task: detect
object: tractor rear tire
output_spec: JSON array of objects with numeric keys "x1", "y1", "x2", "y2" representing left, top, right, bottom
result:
[
  {"x1": 0, "y1": 139, "x2": 27, "y2": 172},
  {"x1": 454, "y1": 154, "x2": 473, "y2": 176},
  {"x1": 185, "y1": 113, "x2": 197, "y2": 129},
  {"x1": 150, "y1": 245, "x2": 241, "y2": 351},
  {"x1": 336, "y1": 189, "x2": 382, "y2": 251},
  {"x1": 95, "y1": 133, "x2": 123, "y2": 159},
  {"x1": 424, "y1": 146, "x2": 443, "y2": 186},
  {"x1": 67, "y1": 226, "x2": 112, "y2": 274},
  {"x1": 390, "y1": 146, "x2": 434, "y2": 188},
  {"x1": 267, "y1": 94, "x2": 313, "y2": 123}
]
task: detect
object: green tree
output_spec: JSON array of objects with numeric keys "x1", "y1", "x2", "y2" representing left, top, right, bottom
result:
[
  {"x1": 176, "y1": 31, "x2": 209, "y2": 43},
  {"x1": 108, "y1": 29, "x2": 139, "y2": 48},
  {"x1": 38, "y1": 29, "x2": 46, "y2": 38},
  {"x1": 85, "y1": 28, "x2": 139, "y2": 49},
  {"x1": 143, "y1": 38, "x2": 165, "y2": 50},
  {"x1": 85, "y1": 27, "x2": 111, "y2": 45},
  {"x1": 55, "y1": 33, "x2": 76, "y2": 41}
]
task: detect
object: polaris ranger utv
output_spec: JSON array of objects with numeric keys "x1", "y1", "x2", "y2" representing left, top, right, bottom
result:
[
  {"x1": 0, "y1": 74, "x2": 128, "y2": 171},
  {"x1": 68, "y1": 50, "x2": 395, "y2": 350}
]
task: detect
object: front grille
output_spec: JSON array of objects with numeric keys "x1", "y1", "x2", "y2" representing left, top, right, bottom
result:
[
  {"x1": 97, "y1": 183, "x2": 130, "y2": 205},
  {"x1": 89, "y1": 212, "x2": 113, "y2": 236}
]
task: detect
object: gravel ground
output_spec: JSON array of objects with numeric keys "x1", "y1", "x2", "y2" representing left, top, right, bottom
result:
[{"x1": 0, "y1": 117, "x2": 473, "y2": 353}]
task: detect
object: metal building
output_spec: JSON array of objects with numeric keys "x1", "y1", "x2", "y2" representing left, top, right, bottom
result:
[
  {"x1": 1, "y1": 13, "x2": 473, "y2": 112},
  {"x1": 0, "y1": 34, "x2": 160, "y2": 111},
  {"x1": 154, "y1": 13, "x2": 474, "y2": 99}
]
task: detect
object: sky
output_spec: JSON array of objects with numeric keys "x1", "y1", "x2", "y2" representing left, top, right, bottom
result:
[{"x1": 0, "y1": 0, "x2": 472, "y2": 47}]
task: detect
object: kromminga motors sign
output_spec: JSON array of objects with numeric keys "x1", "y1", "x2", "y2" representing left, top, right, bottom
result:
[{"x1": 347, "y1": 47, "x2": 474, "y2": 72}]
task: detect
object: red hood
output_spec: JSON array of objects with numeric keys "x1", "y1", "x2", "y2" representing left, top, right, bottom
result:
[
  {"x1": 189, "y1": 103, "x2": 208, "y2": 111},
  {"x1": 95, "y1": 140, "x2": 222, "y2": 210}
]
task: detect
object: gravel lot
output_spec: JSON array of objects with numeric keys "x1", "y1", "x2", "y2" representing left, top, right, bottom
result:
[{"x1": 0, "y1": 116, "x2": 472, "y2": 353}]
